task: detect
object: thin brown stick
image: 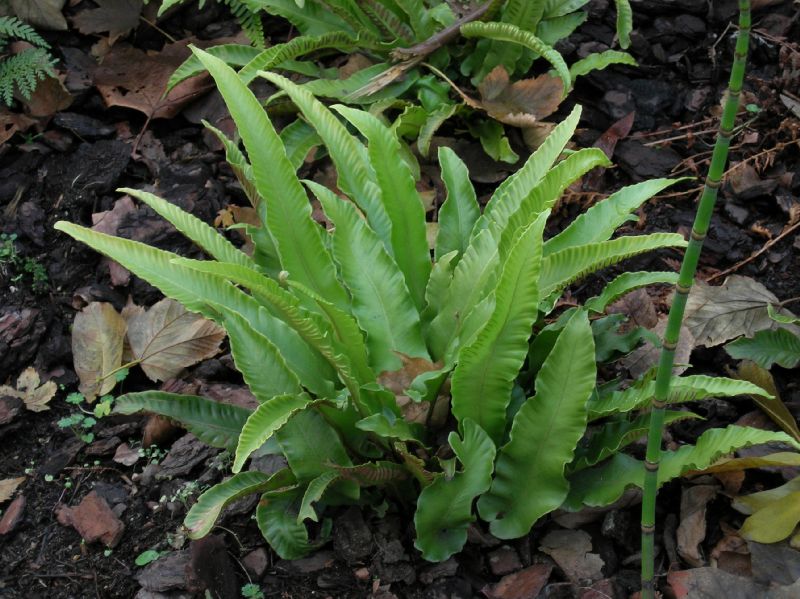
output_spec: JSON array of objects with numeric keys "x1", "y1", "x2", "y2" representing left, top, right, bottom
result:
[{"x1": 706, "y1": 220, "x2": 800, "y2": 283}]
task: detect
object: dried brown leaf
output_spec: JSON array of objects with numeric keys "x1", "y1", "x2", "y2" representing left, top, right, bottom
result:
[
  {"x1": 0, "y1": 367, "x2": 57, "y2": 412},
  {"x1": 0, "y1": 477, "x2": 25, "y2": 503},
  {"x1": 684, "y1": 276, "x2": 799, "y2": 347},
  {"x1": 621, "y1": 315, "x2": 694, "y2": 378},
  {"x1": 72, "y1": 302, "x2": 127, "y2": 401},
  {"x1": 477, "y1": 66, "x2": 563, "y2": 128},
  {"x1": 677, "y1": 484, "x2": 718, "y2": 567},
  {"x1": 10, "y1": 0, "x2": 67, "y2": 31},
  {"x1": 0, "y1": 109, "x2": 37, "y2": 144},
  {"x1": 735, "y1": 361, "x2": 800, "y2": 442},
  {"x1": 71, "y1": 0, "x2": 143, "y2": 42},
  {"x1": 125, "y1": 298, "x2": 225, "y2": 382},
  {"x1": 93, "y1": 41, "x2": 213, "y2": 119}
]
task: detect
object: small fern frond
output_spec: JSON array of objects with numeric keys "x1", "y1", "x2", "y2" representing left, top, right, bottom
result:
[
  {"x1": 0, "y1": 48, "x2": 56, "y2": 106},
  {"x1": 222, "y1": 0, "x2": 265, "y2": 47},
  {"x1": 0, "y1": 16, "x2": 50, "y2": 48}
]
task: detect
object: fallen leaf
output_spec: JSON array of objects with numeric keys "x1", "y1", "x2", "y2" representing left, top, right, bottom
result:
[
  {"x1": 734, "y1": 361, "x2": 800, "y2": 442},
  {"x1": 608, "y1": 287, "x2": 658, "y2": 328},
  {"x1": 693, "y1": 452, "x2": 800, "y2": 475},
  {"x1": 125, "y1": 298, "x2": 225, "y2": 382},
  {"x1": 677, "y1": 484, "x2": 718, "y2": 567},
  {"x1": 10, "y1": 0, "x2": 67, "y2": 31},
  {"x1": 734, "y1": 477, "x2": 800, "y2": 544},
  {"x1": 113, "y1": 442, "x2": 140, "y2": 466},
  {"x1": 483, "y1": 563, "x2": 553, "y2": 599},
  {"x1": 476, "y1": 66, "x2": 564, "y2": 128},
  {"x1": 72, "y1": 302, "x2": 127, "y2": 401},
  {"x1": 667, "y1": 567, "x2": 800, "y2": 599},
  {"x1": 539, "y1": 529, "x2": 604, "y2": 584},
  {"x1": 22, "y1": 75, "x2": 72, "y2": 117},
  {"x1": 71, "y1": 0, "x2": 143, "y2": 43},
  {"x1": 621, "y1": 315, "x2": 694, "y2": 378},
  {"x1": 684, "y1": 276, "x2": 799, "y2": 347},
  {"x1": 748, "y1": 540, "x2": 800, "y2": 586},
  {"x1": 92, "y1": 196, "x2": 136, "y2": 286},
  {"x1": 0, "y1": 477, "x2": 25, "y2": 503},
  {"x1": 93, "y1": 41, "x2": 213, "y2": 120},
  {"x1": 0, "y1": 367, "x2": 57, "y2": 412},
  {"x1": 0, "y1": 109, "x2": 37, "y2": 144},
  {"x1": 710, "y1": 524, "x2": 751, "y2": 577}
]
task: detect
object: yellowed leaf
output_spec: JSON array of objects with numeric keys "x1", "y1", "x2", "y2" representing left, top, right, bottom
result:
[
  {"x1": 0, "y1": 477, "x2": 25, "y2": 503},
  {"x1": 739, "y1": 489, "x2": 800, "y2": 544},
  {"x1": 72, "y1": 302, "x2": 127, "y2": 401},
  {"x1": 693, "y1": 452, "x2": 800, "y2": 475},
  {"x1": 736, "y1": 361, "x2": 800, "y2": 442},
  {"x1": 125, "y1": 298, "x2": 225, "y2": 382},
  {"x1": 0, "y1": 367, "x2": 57, "y2": 412}
]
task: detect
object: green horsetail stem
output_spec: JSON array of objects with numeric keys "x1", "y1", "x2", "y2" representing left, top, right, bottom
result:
[{"x1": 640, "y1": 1, "x2": 751, "y2": 596}]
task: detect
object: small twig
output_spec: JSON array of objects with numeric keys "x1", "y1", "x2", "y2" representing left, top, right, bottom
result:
[
  {"x1": 139, "y1": 15, "x2": 177, "y2": 43},
  {"x1": 706, "y1": 220, "x2": 800, "y2": 283}
]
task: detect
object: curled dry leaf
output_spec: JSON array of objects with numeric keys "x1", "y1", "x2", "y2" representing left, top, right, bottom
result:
[
  {"x1": 72, "y1": 302, "x2": 127, "y2": 401},
  {"x1": 735, "y1": 361, "x2": 800, "y2": 442},
  {"x1": 684, "y1": 275, "x2": 800, "y2": 347},
  {"x1": 677, "y1": 484, "x2": 718, "y2": 567},
  {"x1": 0, "y1": 477, "x2": 25, "y2": 503},
  {"x1": 93, "y1": 41, "x2": 213, "y2": 120},
  {"x1": 0, "y1": 109, "x2": 37, "y2": 145},
  {"x1": 621, "y1": 314, "x2": 694, "y2": 378},
  {"x1": 10, "y1": 0, "x2": 67, "y2": 31},
  {"x1": 0, "y1": 367, "x2": 57, "y2": 412},
  {"x1": 476, "y1": 66, "x2": 564, "y2": 128},
  {"x1": 125, "y1": 298, "x2": 225, "y2": 382},
  {"x1": 71, "y1": 0, "x2": 143, "y2": 43}
]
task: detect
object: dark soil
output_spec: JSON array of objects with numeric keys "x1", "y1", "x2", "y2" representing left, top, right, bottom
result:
[{"x1": 1, "y1": 1, "x2": 799, "y2": 598}]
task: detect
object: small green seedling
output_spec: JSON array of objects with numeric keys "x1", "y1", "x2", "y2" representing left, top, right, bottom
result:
[
  {"x1": 134, "y1": 550, "x2": 162, "y2": 567},
  {"x1": 241, "y1": 584, "x2": 264, "y2": 599}
]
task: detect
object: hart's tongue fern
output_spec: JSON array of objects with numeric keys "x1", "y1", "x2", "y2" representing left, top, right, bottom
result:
[{"x1": 640, "y1": 1, "x2": 751, "y2": 596}]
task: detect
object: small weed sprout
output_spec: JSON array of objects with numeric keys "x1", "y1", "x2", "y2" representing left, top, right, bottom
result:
[{"x1": 241, "y1": 583, "x2": 264, "y2": 599}]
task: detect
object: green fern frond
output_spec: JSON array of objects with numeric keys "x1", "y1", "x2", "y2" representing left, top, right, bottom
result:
[
  {"x1": 222, "y1": 0, "x2": 265, "y2": 47},
  {"x1": 0, "y1": 16, "x2": 50, "y2": 48},
  {"x1": 0, "y1": 48, "x2": 56, "y2": 106}
]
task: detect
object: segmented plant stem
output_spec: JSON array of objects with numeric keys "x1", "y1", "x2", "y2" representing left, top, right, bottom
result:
[{"x1": 640, "y1": 2, "x2": 751, "y2": 596}]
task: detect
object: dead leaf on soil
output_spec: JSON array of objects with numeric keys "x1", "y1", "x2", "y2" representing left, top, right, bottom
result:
[
  {"x1": 621, "y1": 315, "x2": 694, "y2": 378},
  {"x1": 476, "y1": 66, "x2": 564, "y2": 128},
  {"x1": 667, "y1": 566, "x2": 800, "y2": 599},
  {"x1": 72, "y1": 302, "x2": 127, "y2": 401},
  {"x1": 93, "y1": 41, "x2": 213, "y2": 120},
  {"x1": 22, "y1": 75, "x2": 72, "y2": 117},
  {"x1": 92, "y1": 196, "x2": 136, "y2": 286},
  {"x1": 608, "y1": 287, "x2": 658, "y2": 329},
  {"x1": 0, "y1": 367, "x2": 57, "y2": 412},
  {"x1": 539, "y1": 529, "x2": 605, "y2": 584},
  {"x1": 677, "y1": 483, "x2": 718, "y2": 567},
  {"x1": 0, "y1": 109, "x2": 37, "y2": 144},
  {"x1": 684, "y1": 276, "x2": 800, "y2": 347},
  {"x1": 10, "y1": 0, "x2": 67, "y2": 31},
  {"x1": 378, "y1": 354, "x2": 442, "y2": 424},
  {"x1": 71, "y1": 0, "x2": 143, "y2": 44},
  {"x1": 0, "y1": 477, "x2": 25, "y2": 503},
  {"x1": 734, "y1": 361, "x2": 800, "y2": 442},
  {"x1": 125, "y1": 298, "x2": 225, "y2": 382},
  {"x1": 113, "y1": 442, "x2": 140, "y2": 466}
]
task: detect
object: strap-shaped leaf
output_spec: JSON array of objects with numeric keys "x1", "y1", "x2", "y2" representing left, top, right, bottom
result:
[
  {"x1": 120, "y1": 187, "x2": 255, "y2": 269},
  {"x1": 478, "y1": 309, "x2": 596, "y2": 539},
  {"x1": 167, "y1": 43, "x2": 260, "y2": 91},
  {"x1": 185, "y1": 471, "x2": 273, "y2": 538},
  {"x1": 255, "y1": 0, "x2": 356, "y2": 36},
  {"x1": 202, "y1": 121, "x2": 263, "y2": 213},
  {"x1": 571, "y1": 410, "x2": 698, "y2": 471},
  {"x1": 478, "y1": 105, "x2": 581, "y2": 237},
  {"x1": 297, "y1": 470, "x2": 340, "y2": 523},
  {"x1": 427, "y1": 228, "x2": 500, "y2": 361},
  {"x1": 286, "y1": 279, "x2": 374, "y2": 384},
  {"x1": 261, "y1": 71, "x2": 392, "y2": 251},
  {"x1": 333, "y1": 461, "x2": 410, "y2": 486},
  {"x1": 451, "y1": 213, "x2": 547, "y2": 443},
  {"x1": 543, "y1": 178, "x2": 683, "y2": 256},
  {"x1": 276, "y1": 410, "x2": 356, "y2": 491},
  {"x1": 172, "y1": 257, "x2": 360, "y2": 398},
  {"x1": 543, "y1": 0, "x2": 591, "y2": 19},
  {"x1": 422, "y1": 250, "x2": 457, "y2": 332},
  {"x1": 614, "y1": 0, "x2": 633, "y2": 49},
  {"x1": 280, "y1": 118, "x2": 322, "y2": 172},
  {"x1": 356, "y1": 412, "x2": 425, "y2": 444},
  {"x1": 234, "y1": 394, "x2": 314, "y2": 473},
  {"x1": 333, "y1": 106, "x2": 431, "y2": 310},
  {"x1": 238, "y1": 31, "x2": 356, "y2": 84},
  {"x1": 418, "y1": 104, "x2": 458, "y2": 157},
  {"x1": 115, "y1": 391, "x2": 250, "y2": 452},
  {"x1": 565, "y1": 426, "x2": 800, "y2": 510},
  {"x1": 461, "y1": 21, "x2": 571, "y2": 92},
  {"x1": 436, "y1": 147, "x2": 480, "y2": 264},
  {"x1": 256, "y1": 486, "x2": 311, "y2": 559},
  {"x1": 309, "y1": 180, "x2": 429, "y2": 373},
  {"x1": 569, "y1": 50, "x2": 636, "y2": 81},
  {"x1": 539, "y1": 233, "x2": 687, "y2": 298},
  {"x1": 725, "y1": 328, "x2": 800, "y2": 369},
  {"x1": 498, "y1": 147, "x2": 611, "y2": 259},
  {"x1": 194, "y1": 48, "x2": 349, "y2": 309},
  {"x1": 414, "y1": 419, "x2": 496, "y2": 561},
  {"x1": 218, "y1": 305, "x2": 303, "y2": 402},
  {"x1": 585, "y1": 271, "x2": 679, "y2": 313},
  {"x1": 587, "y1": 374, "x2": 773, "y2": 421}
]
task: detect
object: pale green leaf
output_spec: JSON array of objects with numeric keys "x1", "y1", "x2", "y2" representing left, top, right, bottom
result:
[
  {"x1": 725, "y1": 328, "x2": 800, "y2": 369},
  {"x1": 436, "y1": 147, "x2": 480, "y2": 264},
  {"x1": 478, "y1": 309, "x2": 596, "y2": 538},
  {"x1": 185, "y1": 471, "x2": 273, "y2": 538},
  {"x1": 297, "y1": 470, "x2": 340, "y2": 523}
]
